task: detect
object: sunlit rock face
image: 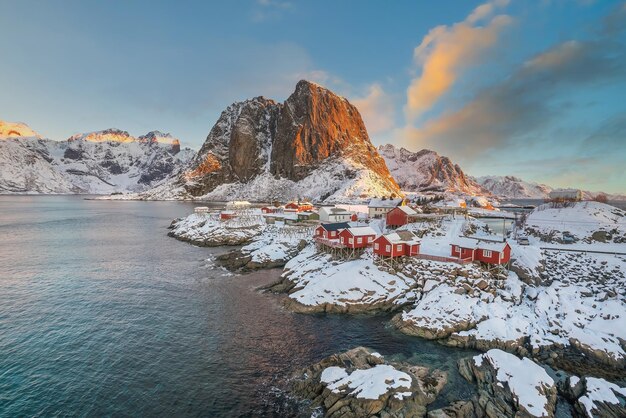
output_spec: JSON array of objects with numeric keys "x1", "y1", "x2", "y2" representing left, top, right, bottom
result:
[
  {"x1": 378, "y1": 144, "x2": 486, "y2": 194},
  {"x1": 0, "y1": 121, "x2": 41, "y2": 139},
  {"x1": 167, "y1": 80, "x2": 400, "y2": 202}
]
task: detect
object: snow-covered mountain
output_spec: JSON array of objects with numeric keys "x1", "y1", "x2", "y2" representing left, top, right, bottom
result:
[
  {"x1": 142, "y1": 80, "x2": 401, "y2": 202},
  {"x1": 378, "y1": 144, "x2": 486, "y2": 195},
  {"x1": 474, "y1": 175, "x2": 552, "y2": 199},
  {"x1": 0, "y1": 121, "x2": 194, "y2": 194}
]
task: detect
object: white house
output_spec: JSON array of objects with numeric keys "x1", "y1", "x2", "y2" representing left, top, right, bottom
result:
[
  {"x1": 194, "y1": 206, "x2": 209, "y2": 214},
  {"x1": 319, "y1": 206, "x2": 353, "y2": 223},
  {"x1": 368, "y1": 198, "x2": 403, "y2": 219}
]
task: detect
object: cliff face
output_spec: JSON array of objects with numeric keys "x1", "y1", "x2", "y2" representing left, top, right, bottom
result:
[
  {"x1": 378, "y1": 144, "x2": 486, "y2": 195},
  {"x1": 171, "y1": 80, "x2": 400, "y2": 202}
]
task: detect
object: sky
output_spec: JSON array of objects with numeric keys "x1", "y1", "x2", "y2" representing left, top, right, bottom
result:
[{"x1": 1, "y1": 0, "x2": 625, "y2": 193}]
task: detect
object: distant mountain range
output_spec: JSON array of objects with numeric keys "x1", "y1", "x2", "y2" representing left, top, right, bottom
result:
[
  {"x1": 0, "y1": 121, "x2": 193, "y2": 194},
  {"x1": 1, "y1": 82, "x2": 622, "y2": 200}
]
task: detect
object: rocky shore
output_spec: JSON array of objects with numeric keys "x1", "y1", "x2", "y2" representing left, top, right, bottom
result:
[
  {"x1": 291, "y1": 347, "x2": 447, "y2": 418},
  {"x1": 168, "y1": 214, "x2": 263, "y2": 246}
]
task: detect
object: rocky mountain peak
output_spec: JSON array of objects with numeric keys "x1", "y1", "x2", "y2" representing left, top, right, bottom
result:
[
  {"x1": 168, "y1": 80, "x2": 400, "y2": 201},
  {"x1": 379, "y1": 144, "x2": 485, "y2": 195}
]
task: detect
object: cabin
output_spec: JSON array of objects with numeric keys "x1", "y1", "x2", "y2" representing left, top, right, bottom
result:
[
  {"x1": 297, "y1": 211, "x2": 320, "y2": 222},
  {"x1": 368, "y1": 198, "x2": 403, "y2": 219},
  {"x1": 450, "y1": 238, "x2": 511, "y2": 265},
  {"x1": 194, "y1": 206, "x2": 209, "y2": 214},
  {"x1": 283, "y1": 213, "x2": 299, "y2": 225},
  {"x1": 549, "y1": 189, "x2": 582, "y2": 202},
  {"x1": 373, "y1": 231, "x2": 420, "y2": 258},
  {"x1": 261, "y1": 206, "x2": 279, "y2": 214},
  {"x1": 338, "y1": 227, "x2": 377, "y2": 249},
  {"x1": 386, "y1": 206, "x2": 419, "y2": 228},
  {"x1": 285, "y1": 201, "x2": 314, "y2": 212},
  {"x1": 319, "y1": 206, "x2": 352, "y2": 223},
  {"x1": 314, "y1": 222, "x2": 351, "y2": 240},
  {"x1": 220, "y1": 210, "x2": 237, "y2": 220}
]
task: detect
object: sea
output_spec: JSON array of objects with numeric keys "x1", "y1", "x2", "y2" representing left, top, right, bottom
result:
[{"x1": 0, "y1": 195, "x2": 477, "y2": 417}]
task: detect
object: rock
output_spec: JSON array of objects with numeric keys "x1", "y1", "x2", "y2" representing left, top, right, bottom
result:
[
  {"x1": 458, "y1": 349, "x2": 557, "y2": 418},
  {"x1": 427, "y1": 401, "x2": 478, "y2": 418},
  {"x1": 292, "y1": 347, "x2": 447, "y2": 418},
  {"x1": 476, "y1": 280, "x2": 489, "y2": 291},
  {"x1": 559, "y1": 376, "x2": 626, "y2": 418}
]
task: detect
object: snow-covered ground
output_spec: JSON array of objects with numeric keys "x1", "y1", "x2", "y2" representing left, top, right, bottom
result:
[{"x1": 321, "y1": 364, "x2": 413, "y2": 400}]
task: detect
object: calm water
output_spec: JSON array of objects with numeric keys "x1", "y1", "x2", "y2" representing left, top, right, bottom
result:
[{"x1": 0, "y1": 196, "x2": 476, "y2": 417}]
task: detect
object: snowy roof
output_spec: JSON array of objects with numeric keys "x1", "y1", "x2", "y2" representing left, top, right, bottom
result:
[
  {"x1": 221, "y1": 210, "x2": 236, "y2": 215},
  {"x1": 344, "y1": 226, "x2": 377, "y2": 237},
  {"x1": 396, "y1": 206, "x2": 418, "y2": 216},
  {"x1": 283, "y1": 213, "x2": 298, "y2": 220},
  {"x1": 319, "y1": 222, "x2": 350, "y2": 232},
  {"x1": 298, "y1": 211, "x2": 315, "y2": 216},
  {"x1": 368, "y1": 198, "x2": 402, "y2": 208},
  {"x1": 452, "y1": 237, "x2": 509, "y2": 252},
  {"x1": 379, "y1": 231, "x2": 420, "y2": 245}
]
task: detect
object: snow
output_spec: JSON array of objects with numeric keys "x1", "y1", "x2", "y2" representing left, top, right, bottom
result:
[
  {"x1": 346, "y1": 226, "x2": 377, "y2": 236},
  {"x1": 475, "y1": 175, "x2": 552, "y2": 199},
  {"x1": 320, "y1": 365, "x2": 412, "y2": 400},
  {"x1": 474, "y1": 349, "x2": 555, "y2": 417},
  {"x1": 284, "y1": 247, "x2": 417, "y2": 308},
  {"x1": 577, "y1": 377, "x2": 626, "y2": 417},
  {"x1": 525, "y1": 201, "x2": 626, "y2": 243}
]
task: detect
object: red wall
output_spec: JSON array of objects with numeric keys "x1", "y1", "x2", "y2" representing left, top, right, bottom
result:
[
  {"x1": 374, "y1": 237, "x2": 408, "y2": 257},
  {"x1": 386, "y1": 207, "x2": 409, "y2": 227},
  {"x1": 452, "y1": 243, "x2": 511, "y2": 264},
  {"x1": 339, "y1": 230, "x2": 375, "y2": 248}
]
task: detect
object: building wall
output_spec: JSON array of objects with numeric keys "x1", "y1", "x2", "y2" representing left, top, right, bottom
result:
[
  {"x1": 373, "y1": 237, "x2": 407, "y2": 257},
  {"x1": 339, "y1": 230, "x2": 375, "y2": 248},
  {"x1": 386, "y1": 207, "x2": 409, "y2": 227}
]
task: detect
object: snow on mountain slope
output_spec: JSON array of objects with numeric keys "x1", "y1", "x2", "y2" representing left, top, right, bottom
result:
[
  {"x1": 0, "y1": 137, "x2": 77, "y2": 193},
  {"x1": 475, "y1": 175, "x2": 553, "y2": 199},
  {"x1": 0, "y1": 121, "x2": 194, "y2": 194},
  {"x1": 378, "y1": 144, "x2": 486, "y2": 195}
]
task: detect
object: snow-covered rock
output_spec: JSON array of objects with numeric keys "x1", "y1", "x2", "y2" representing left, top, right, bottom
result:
[
  {"x1": 168, "y1": 212, "x2": 265, "y2": 246},
  {"x1": 458, "y1": 349, "x2": 557, "y2": 417},
  {"x1": 292, "y1": 346, "x2": 447, "y2": 418},
  {"x1": 475, "y1": 175, "x2": 553, "y2": 199},
  {"x1": 378, "y1": 144, "x2": 485, "y2": 195}
]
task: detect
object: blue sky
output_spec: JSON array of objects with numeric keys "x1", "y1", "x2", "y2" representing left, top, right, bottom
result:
[{"x1": 1, "y1": 0, "x2": 625, "y2": 192}]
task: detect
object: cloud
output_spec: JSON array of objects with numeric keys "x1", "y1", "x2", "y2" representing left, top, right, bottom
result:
[
  {"x1": 251, "y1": 0, "x2": 293, "y2": 22},
  {"x1": 405, "y1": 0, "x2": 512, "y2": 120},
  {"x1": 352, "y1": 84, "x2": 395, "y2": 135},
  {"x1": 399, "y1": 32, "x2": 626, "y2": 162}
]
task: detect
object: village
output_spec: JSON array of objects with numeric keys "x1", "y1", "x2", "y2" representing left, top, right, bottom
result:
[{"x1": 193, "y1": 195, "x2": 515, "y2": 272}]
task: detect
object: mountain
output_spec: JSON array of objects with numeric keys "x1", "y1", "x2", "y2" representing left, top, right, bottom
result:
[
  {"x1": 0, "y1": 121, "x2": 194, "y2": 194},
  {"x1": 378, "y1": 144, "x2": 486, "y2": 195},
  {"x1": 474, "y1": 175, "x2": 626, "y2": 201},
  {"x1": 474, "y1": 175, "x2": 552, "y2": 199},
  {"x1": 143, "y1": 80, "x2": 401, "y2": 202}
]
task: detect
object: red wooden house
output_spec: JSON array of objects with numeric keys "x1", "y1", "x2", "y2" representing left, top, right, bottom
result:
[
  {"x1": 285, "y1": 201, "x2": 314, "y2": 212},
  {"x1": 450, "y1": 238, "x2": 511, "y2": 265},
  {"x1": 338, "y1": 227, "x2": 377, "y2": 249},
  {"x1": 373, "y1": 231, "x2": 420, "y2": 258},
  {"x1": 261, "y1": 206, "x2": 278, "y2": 214},
  {"x1": 386, "y1": 206, "x2": 419, "y2": 228},
  {"x1": 314, "y1": 222, "x2": 351, "y2": 240}
]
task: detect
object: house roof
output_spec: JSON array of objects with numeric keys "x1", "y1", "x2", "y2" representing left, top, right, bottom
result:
[
  {"x1": 344, "y1": 226, "x2": 377, "y2": 236},
  {"x1": 318, "y1": 222, "x2": 351, "y2": 232},
  {"x1": 452, "y1": 237, "x2": 509, "y2": 252},
  {"x1": 394, "y1": 206, "x2": 418, "y2": 216},
  {"x1": 368, "y1": 198, "x2": 402, "y2": 208},
  {"x1": 378, "y1": 231, "x2": 420, "y2": 245}
]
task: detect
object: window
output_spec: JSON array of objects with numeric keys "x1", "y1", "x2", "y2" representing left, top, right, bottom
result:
[
  {"x1": 386, "y1": 245, "x2": 391, "y2": 251},
  {"x1": 341, "y1": 237, "x2": 344, "y2": 244},
  {"x1": 374, "y1": 243, "x2": 379, "y2": 250},
  {"x1": 483, "y1": 250, "x2": 492, "y2": 257},
  {"x1": 453, "y1": 245, "x2": 459, "y2": 252},
  {"x1": 331, "y1": 231, "x2": 336, "y2": 237},
  {"x1": 368, "y1": 236, "x2": 373, "y2": 242},
  {"x1": 349, "y1": 238, "x2": 354, "y2": 244},
  {"x1": 397, "y1": 244, "x2": 402, "y2": 251},
  {"x1": 357, "y1": 237, "x2": 362, "y2": 244}
]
